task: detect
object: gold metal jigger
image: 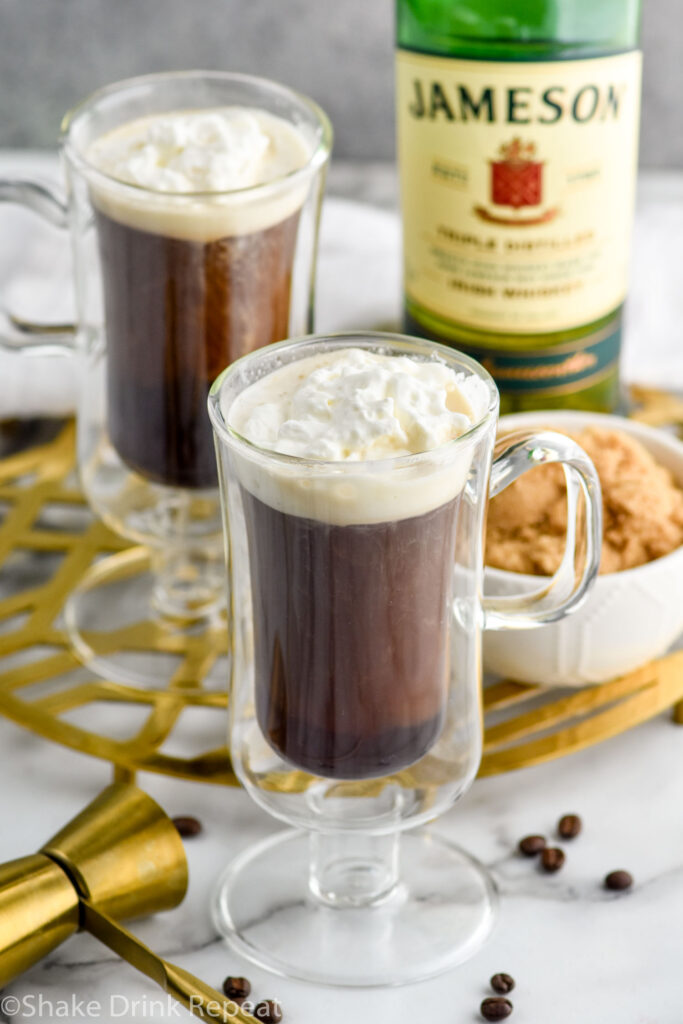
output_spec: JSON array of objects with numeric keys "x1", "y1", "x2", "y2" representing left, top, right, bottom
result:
[{"x1": 0, "y1": 783, "x2": 253, "y2": 1023}]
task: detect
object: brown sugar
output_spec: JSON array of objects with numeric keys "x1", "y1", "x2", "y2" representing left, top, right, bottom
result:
[{"x1": 486, "y1": 427, "x2": 683, "y2": 576}]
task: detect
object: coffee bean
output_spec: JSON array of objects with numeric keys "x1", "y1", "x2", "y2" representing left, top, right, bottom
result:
[
  {"x1": 518, "y1": 834, "x2": 546, "y2": 857},
  {"x1": 558, "y1": 814, "x2": 582, "y2": 839},
  {"x1": 491, "y1": 972, "x2": 515, "y2": 994},
  {"x1": 172, "y1": 815, "x2": 202, "y2": 838},
  {"x1": 604, "y1": 870, "x2": 633, "y2": 891},
  {"x1": 540, "y1": 847, "x2": 565, "y2": 872},
  {"x1": 481, "y1": 996, "x2": 513, "y2": 1020},
  {"x1": 253, "y1": 1000, "x2": 283, "y2": 1023},
  {"x1": 222, "y1": 976, "x2": 251, "y2": 1002}
]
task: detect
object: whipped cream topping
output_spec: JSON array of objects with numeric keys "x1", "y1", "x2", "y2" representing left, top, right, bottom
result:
[
  {"x1": 229, "y1": 348, "x2": 484, "y2": 460},
  {"x1": 87, "y1": 107, "x2": 311, "y2": 193},
  {"x1": 223, "y1": 348, "x2": 491, "y2": 525},
  {"x1": 84, "y1": 107, "x2": 314, "y2": 241}
]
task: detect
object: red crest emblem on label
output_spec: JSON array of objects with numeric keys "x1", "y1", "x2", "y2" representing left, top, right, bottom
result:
[
  {"x1": 474, "y1": 138, "x2": 558, "y2": 226},
  {"x1": 491, "y1": 138, "x2": 543, "y2": 208}
]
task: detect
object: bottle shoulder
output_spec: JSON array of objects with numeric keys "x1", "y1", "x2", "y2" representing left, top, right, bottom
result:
[{"x1": 396, "y1": 0, "x2": 642, "y2": 60}]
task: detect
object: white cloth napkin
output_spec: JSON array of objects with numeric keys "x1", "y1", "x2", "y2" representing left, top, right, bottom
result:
[{"x1": 0, "y1": 351, "x2": 77, "y2": 419}]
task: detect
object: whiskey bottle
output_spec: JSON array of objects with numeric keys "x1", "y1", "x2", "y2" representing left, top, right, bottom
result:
[{"x1": 396, "y1": 0, "x2": 642, "y2": 411}]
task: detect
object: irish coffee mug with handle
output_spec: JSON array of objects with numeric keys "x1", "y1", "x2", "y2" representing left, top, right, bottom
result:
[
  {"x1": 0, "y1": 71, "x2": 332, "y2": 685},
  {"x1": 208, "y1": 331, "x2": 601, "y2": 986}
]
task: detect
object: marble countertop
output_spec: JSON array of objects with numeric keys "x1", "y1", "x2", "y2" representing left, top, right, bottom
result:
[{"x1": 0, "y1": 155, "x2": 682, "y2": 1024}]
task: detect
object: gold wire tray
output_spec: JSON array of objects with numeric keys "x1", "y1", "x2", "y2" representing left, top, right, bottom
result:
[{"x1": 0, "y1": 408, "x2": 682, "y2": 786}]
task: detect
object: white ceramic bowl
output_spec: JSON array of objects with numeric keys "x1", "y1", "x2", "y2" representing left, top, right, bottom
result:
[{"x1": 484, "y1": 411, "x2": 683, "y2": 687}]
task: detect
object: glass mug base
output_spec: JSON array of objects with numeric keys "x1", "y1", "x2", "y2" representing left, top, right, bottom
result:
[
  {"x1": 212, "y1": 828, "x2": 498, "y2": 987},
  {"x1": 63, "y1": 547, "x2": 228, "y2": 688}
]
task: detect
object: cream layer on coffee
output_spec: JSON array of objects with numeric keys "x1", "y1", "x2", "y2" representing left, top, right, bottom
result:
[
  {"x1": 84, "y1": 107, "x2": 313, "y2": 241},
  {"x1": 225, "y1": 348, "x2": 490, "y2": 525}
]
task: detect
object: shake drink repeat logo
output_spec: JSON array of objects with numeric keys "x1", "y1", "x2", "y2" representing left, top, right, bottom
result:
[{"x1": 0, "y1": 992, "x2": 273, "y2": 1019}]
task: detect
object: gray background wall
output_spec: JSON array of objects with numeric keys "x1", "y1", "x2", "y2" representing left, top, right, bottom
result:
[{"x1": 0, "y1": 0, "x2": 678, "y2": 166}]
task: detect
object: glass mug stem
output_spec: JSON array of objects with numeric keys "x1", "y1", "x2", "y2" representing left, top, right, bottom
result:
[
  {"x1": 150, "y1": 543, "x2": 225, "y2": 621},
  {"x1": 309, "y1": 832, "x2": 400, "y2": 908}
]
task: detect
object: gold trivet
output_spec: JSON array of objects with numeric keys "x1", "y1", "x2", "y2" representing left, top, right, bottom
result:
[
  {"x1": 0, "y1": 422, "x2": 236, "y2": 786},
  {"x1": 0, "y1": 418, "x2": 681, "y2": 784},
  {"x1": 629, "y1": 384, "x2": 683, "y2": 433}
]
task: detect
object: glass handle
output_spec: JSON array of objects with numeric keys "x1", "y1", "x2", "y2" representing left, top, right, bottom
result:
[
  {"x1": 0, "y1": 179, "x2": 76, "y2": 353},
  {"x1": 482, "y1": 430, "x2": 602, "y2": 631}
]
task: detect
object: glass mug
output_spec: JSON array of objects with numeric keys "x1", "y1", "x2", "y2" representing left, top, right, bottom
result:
[
  {"x1": 208, "y1": 331, "x2": 601, "y2": 986},
  {"x1": 0, "y1": 71, "x2": 332, "y2": 685}
]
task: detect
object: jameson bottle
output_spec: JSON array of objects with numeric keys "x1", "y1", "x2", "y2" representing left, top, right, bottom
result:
[{"x1": 396, "y1": 1, "x2": 642, "y2": 411}]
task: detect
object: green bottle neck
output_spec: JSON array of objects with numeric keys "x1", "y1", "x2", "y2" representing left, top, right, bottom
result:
[{"x1": 396, "y1": 0, "x2": 642, "y2": 61}]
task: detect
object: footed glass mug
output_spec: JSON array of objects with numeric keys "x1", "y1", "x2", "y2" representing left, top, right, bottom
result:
[
  {"x1": 208, "y1": 331, "x2": 601, "y2": 986},
  {"x1": 0, "y1": 71, "x2": 331, "y2": 685}
]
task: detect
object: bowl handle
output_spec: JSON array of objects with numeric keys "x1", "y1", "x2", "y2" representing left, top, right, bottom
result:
[{"x1": 482, "y1": 430, "x2": 602, "y2": 631}]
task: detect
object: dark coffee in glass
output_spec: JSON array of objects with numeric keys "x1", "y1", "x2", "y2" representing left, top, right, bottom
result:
[
  {"x1": 224, "y1": 345, "x2": 480, "y2": 780},
  {"x1": 97, "y1": 209, "x2": 300, "y2": 489},
  {"x1": 87, "y1": 106, "x2": 311, "y2": 490},
  {"x1": 243, "y1": 490, "x2": 460, "y2": 779}
]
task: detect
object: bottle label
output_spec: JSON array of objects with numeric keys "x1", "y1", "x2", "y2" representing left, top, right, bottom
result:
[
  {"x1": 465, "y1": 322, "x2": 621, "y2": 395},
  {"x1": 396, "y1": 50, "x2": 642, "y2": 335}
]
